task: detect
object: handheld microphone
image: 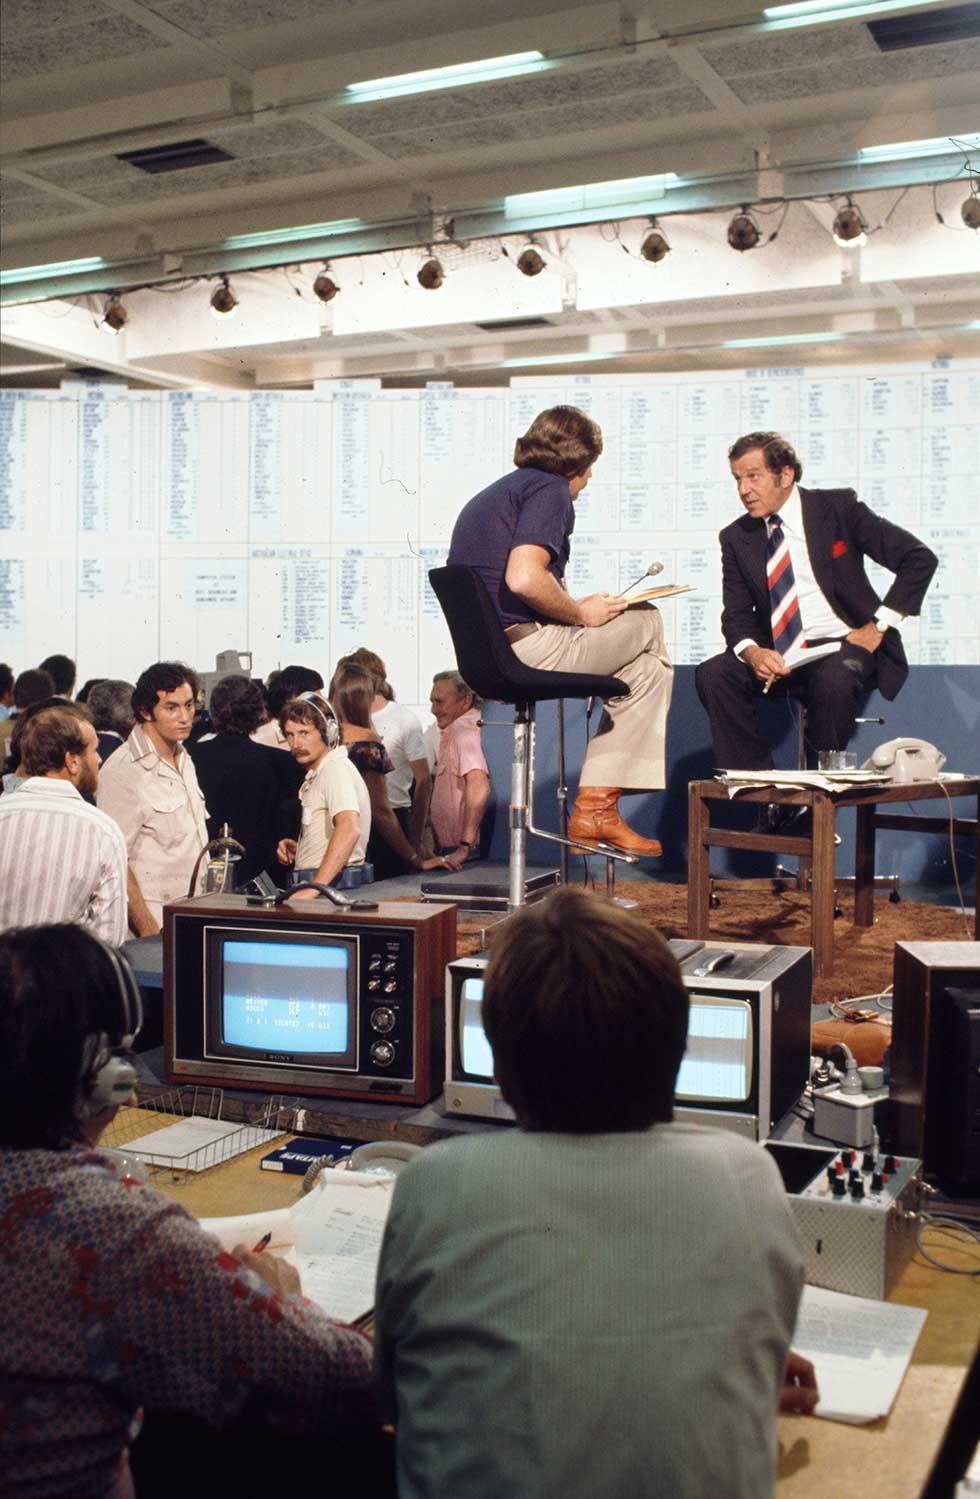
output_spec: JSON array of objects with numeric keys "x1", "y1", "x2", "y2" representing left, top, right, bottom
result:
[{"x1": 622, "y1": 561, "x2": 664, "y2": 593}]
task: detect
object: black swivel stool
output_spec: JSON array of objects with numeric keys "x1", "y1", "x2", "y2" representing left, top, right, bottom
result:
[{"x1": 428, "y1": 565, "x2": 637, "y2": 911}]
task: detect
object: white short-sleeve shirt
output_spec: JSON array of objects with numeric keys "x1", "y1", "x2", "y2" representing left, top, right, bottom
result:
[
  {"x1": 295, "y1": 745, "x2": 370, "y2": 871},
  {"x1": 372, "y1": 701, "x2": 427, "y2": 809}
]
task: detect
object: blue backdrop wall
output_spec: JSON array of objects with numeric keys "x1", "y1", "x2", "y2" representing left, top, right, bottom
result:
[{"x1": 478, "y1": 665, "x2": 980, "y2": 890}]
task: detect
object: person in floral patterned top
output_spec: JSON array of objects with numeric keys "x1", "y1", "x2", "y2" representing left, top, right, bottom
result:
[{"x1": 0, "y1": 923, "x2": 378, "y2": 1499}]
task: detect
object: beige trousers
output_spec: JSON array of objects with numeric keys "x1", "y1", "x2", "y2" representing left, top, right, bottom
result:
[{"x1": 511, "y1": 606, "x2": 674, "y2": 791}]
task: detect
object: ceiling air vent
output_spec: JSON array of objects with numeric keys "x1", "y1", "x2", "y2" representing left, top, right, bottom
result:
[
  {"x1": 116, "y1": 139, "x2": 235, "y2": 174},
  {"x1": 474, "y1": 316, "x2": 554, "y2": 331},
  {"x1": 867, "y1": 2, "x2": 980, "y2": 51}
]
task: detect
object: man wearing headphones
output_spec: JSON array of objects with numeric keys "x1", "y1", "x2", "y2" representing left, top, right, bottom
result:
[
  {"x1": 276, "y1": 692, "x2": 371, "y2": 896},
  {"x1": 0, "y1": 925, "x2": 379, "y2": 1498}
]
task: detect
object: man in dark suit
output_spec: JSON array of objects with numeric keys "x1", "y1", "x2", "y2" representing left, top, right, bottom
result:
[
  {"x1": 188, "y1": 674, "x2": 302, "y2": 886},
  {"x1": 696, "y1": 432, "x2": 937, "y2": 770}
]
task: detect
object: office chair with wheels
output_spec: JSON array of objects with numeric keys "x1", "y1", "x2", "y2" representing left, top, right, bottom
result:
[{"x1": 428, "y1": 564, "x2": 638, "y2": 911}]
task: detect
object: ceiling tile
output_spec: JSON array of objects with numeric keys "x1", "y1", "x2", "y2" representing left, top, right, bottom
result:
[{"x1": 0, "y1": 15, "x2": 172, "y2": 83}]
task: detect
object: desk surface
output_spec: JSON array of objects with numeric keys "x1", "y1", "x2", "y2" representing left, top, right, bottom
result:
[
  {"x1": 127, "y1": 1112, "x2": 978, "y2": 1498},
  {"x1": 690, "y1": 775, "x2": 980, "y2": 805}
]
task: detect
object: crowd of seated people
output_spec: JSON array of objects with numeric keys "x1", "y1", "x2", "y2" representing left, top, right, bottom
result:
[{"x1": 0, "y1": 647, "x2": 489, "y2": 933}]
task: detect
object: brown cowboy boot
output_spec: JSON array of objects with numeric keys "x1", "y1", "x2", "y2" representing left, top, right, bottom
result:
[{"x1": 567, "y1": 787, "x2": 662, "y2": 857}]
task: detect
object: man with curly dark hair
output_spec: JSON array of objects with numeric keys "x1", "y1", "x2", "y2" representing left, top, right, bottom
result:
[
  {"x1": 97, "y1": 661, "x2": 208, "y2": 935},
  {"x1": 447, "y1": 406, "x2": 673, "y2": 857}
]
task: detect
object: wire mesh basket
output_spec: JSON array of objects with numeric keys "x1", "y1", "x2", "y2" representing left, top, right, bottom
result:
[{"x1": 104, "y1": 1088, "x2": 287, "y2": 1182}]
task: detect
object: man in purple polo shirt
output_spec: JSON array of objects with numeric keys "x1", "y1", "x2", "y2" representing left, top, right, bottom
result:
[{"x1": 447, "y1": 406, "x2": 672, "y2": 856}]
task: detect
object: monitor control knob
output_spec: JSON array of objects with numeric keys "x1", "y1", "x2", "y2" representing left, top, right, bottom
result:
[
  {"x1": 850, "y1": 1179, "x2": 865, "y2": 1199},
  {"x1": 370, "y1": 1040, "x2": 395, "y2": 1067},
  {"x1": 871, "y1": 1171, "x2": 884, "y2": 1192},
  {"x1": 832, "y1": 1177, "x2": 847, "y2": 1197},
  {"x1": 862, "y1": 1153, "x2": 875, "y2": 1173},
  {"x1": 371, "y1": 1006, "x2": 396, "y2": 1034}
]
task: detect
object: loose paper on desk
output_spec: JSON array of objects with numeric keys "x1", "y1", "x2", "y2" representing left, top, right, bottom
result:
[
  {"x1": 201, "y1": 1169, "x2": 395, "y2": 1324},
  {"x1": 622, "y1": 583, "x2": 694, "y2": 604},
  {"x1": 716, "y1": 768, "x2": 889, "y2": 797},
  {"x1": 791, "y1": 1284, "x2": 927, "y2": 1425}
]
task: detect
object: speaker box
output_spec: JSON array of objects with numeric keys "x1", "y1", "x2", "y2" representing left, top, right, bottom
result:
[{"x1": 890, "y1": 941, "x2": 980, "y2": 1178}]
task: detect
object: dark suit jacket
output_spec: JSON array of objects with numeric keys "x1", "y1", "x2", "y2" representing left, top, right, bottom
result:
[
  {"x1": 718, "y1": 487, "x2": 937, "y2": 700},
  {"x1": 187, "y1": 733, "x2": 303, "y2": 885}
]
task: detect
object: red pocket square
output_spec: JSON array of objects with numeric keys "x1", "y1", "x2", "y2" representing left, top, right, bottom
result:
[{"x1": 832, "y1": 540, "x2": 848, "y2": 559}]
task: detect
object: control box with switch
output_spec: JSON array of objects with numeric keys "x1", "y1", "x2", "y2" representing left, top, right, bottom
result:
[{"x1": 766, "y1": 1142, "x2": 923, "y2": 1299}]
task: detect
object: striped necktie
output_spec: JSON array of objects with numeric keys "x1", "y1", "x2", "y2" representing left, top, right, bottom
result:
[{"x1": 767, "y1": 514, "x2": 802, "y2": 655}]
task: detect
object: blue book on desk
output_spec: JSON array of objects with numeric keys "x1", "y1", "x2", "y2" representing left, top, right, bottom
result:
[{"x1": 260, "y1": 1136, "x2": 361, "y2": 1173}]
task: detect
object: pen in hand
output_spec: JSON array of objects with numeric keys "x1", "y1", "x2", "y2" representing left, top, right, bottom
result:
[
  {"x1": 252, "y1": 1231, "x2": 272, "y2": 1254},
  {"x1": 763, "y1": 675, "x2": 775, "y2": 695}
]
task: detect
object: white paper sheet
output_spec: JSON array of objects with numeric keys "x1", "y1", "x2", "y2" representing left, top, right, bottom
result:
[
  {"x1": 200, "y1": 1170, "x2": 395, "y2": 1323},
  {"x1": 791, "y1": 1284, "x2": 928, "y2": 1425}
]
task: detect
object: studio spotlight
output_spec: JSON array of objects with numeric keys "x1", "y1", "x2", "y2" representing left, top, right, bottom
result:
[
  {"x1": 313, "y1": 265, "x2": 340, "y2": 302},
  {"x1": 517, "y1": 244, "x2": 546, "y2": 276},
  {"x1": 640, "y1": 220, "x2": 670, "y2": 263},
  {"x1": 962, "y1": 189, "x2": 980, "y2": 230},
  {"x1": 210, "y1": 275, "x2": 239, "y2": 318},
  {"x1": 417, "y1": 256, "x2": 445, "y2": 290},
  {"x1": 100, "y1": 295, "x2": 128, "y2": 333},
  {"x1": 727, "y1": 207, "x2": 761, "y2": 252},
  {"x1": 832, "y1": 198, "x2": 868, "y2": 248}
]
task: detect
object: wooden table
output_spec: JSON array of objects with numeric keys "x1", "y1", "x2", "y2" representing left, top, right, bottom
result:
[
  {"x1": 777, "y1": 1251, "x2": 979, "y2": 1497},
  {"x1": 121, "y1": 1110, "x2": 978, "y2": 1497},
  {"x1": 687, "y1": 777, "x2": 980, "y2": 977}
]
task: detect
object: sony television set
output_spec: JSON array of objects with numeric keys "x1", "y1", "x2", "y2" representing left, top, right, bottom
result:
[
  {"x1": 444, "y1": 939, "x2": 812, "y2": 1139},
  {"x1": 165, "y1": 895, "x2": 456, "y2": 1105}
]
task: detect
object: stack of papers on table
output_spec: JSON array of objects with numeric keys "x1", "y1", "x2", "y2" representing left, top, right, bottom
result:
[
  {"x1": 717, "y1": 768, "x2": 890, "y2": 796},
  {"x1": 201, "y1": 1169, "x2": 395, "y2": 1323}
]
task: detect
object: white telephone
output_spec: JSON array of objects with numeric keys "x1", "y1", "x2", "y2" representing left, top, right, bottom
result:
[{"x1": 862, "y1": 738, "x2": 946, "y2": 783}]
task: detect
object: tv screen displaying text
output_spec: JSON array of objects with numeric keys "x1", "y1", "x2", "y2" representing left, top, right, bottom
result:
[{"x1": 222, "y1": 939, "x2": 349, "y2": 1053}]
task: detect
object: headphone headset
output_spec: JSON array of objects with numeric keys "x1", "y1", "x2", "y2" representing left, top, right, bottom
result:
[
  {"x1": 75, "y1": 938, "x2": 143, "y2": 1121},
  {"x1": 298, "y1": 691, "x2": 341, "y2": 750}
]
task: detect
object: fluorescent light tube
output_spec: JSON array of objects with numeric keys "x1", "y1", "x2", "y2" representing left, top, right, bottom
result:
[
  {"x1": 222, "y1": 219, "x2": 365, "y2": 250},
  {"x1": 506, "y1": 173, "x2": 680, "y2": 220},
  {"x1": 345, "y1": 52, "x2": 549, "y2": 103},
  {"x1": 501, "y1": 350, "x2": 618, "y2": 368},
  {"x1": 0, "y1": 256, "x2": 107, "y2": 286},
  {"x1": 763, "y1": 0, "x2": 948, "y2": 27},
  {"x1": 721, "y1": 332, "x2": 845, "y2": 348},
  {"x1": 858, "y1": 133, "x2": 980, "y2": 162}
]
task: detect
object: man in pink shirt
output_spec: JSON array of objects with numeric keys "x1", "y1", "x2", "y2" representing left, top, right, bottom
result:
[{"x1": 426, "y1": 671, "x2": 490, "y2": 872}]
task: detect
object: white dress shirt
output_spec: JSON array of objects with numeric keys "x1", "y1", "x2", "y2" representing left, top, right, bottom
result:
[
  {"x1": 736, "y1": 486, "x2": 903, "y2": 659},
  {"x1": 0, "y1": 778, "x2": 128, "y2": 943}
]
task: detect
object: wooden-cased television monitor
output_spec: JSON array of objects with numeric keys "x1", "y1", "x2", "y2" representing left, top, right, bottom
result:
[{"x1": 164, "y1": 895, "x2": 456, "y2": 1106}]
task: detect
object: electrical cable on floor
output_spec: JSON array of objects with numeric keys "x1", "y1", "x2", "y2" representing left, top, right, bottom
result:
[
  {"x1": 915, "y1": 1214, "x2": 980, "y2": 1275},
  {"x1": 831, "y1": 984, "x2": 893, "y2": 1018}
]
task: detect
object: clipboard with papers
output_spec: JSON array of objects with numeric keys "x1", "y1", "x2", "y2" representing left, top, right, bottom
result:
[{"x1": 622, "y1": 583, "x2": 695, "y2": 604}]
